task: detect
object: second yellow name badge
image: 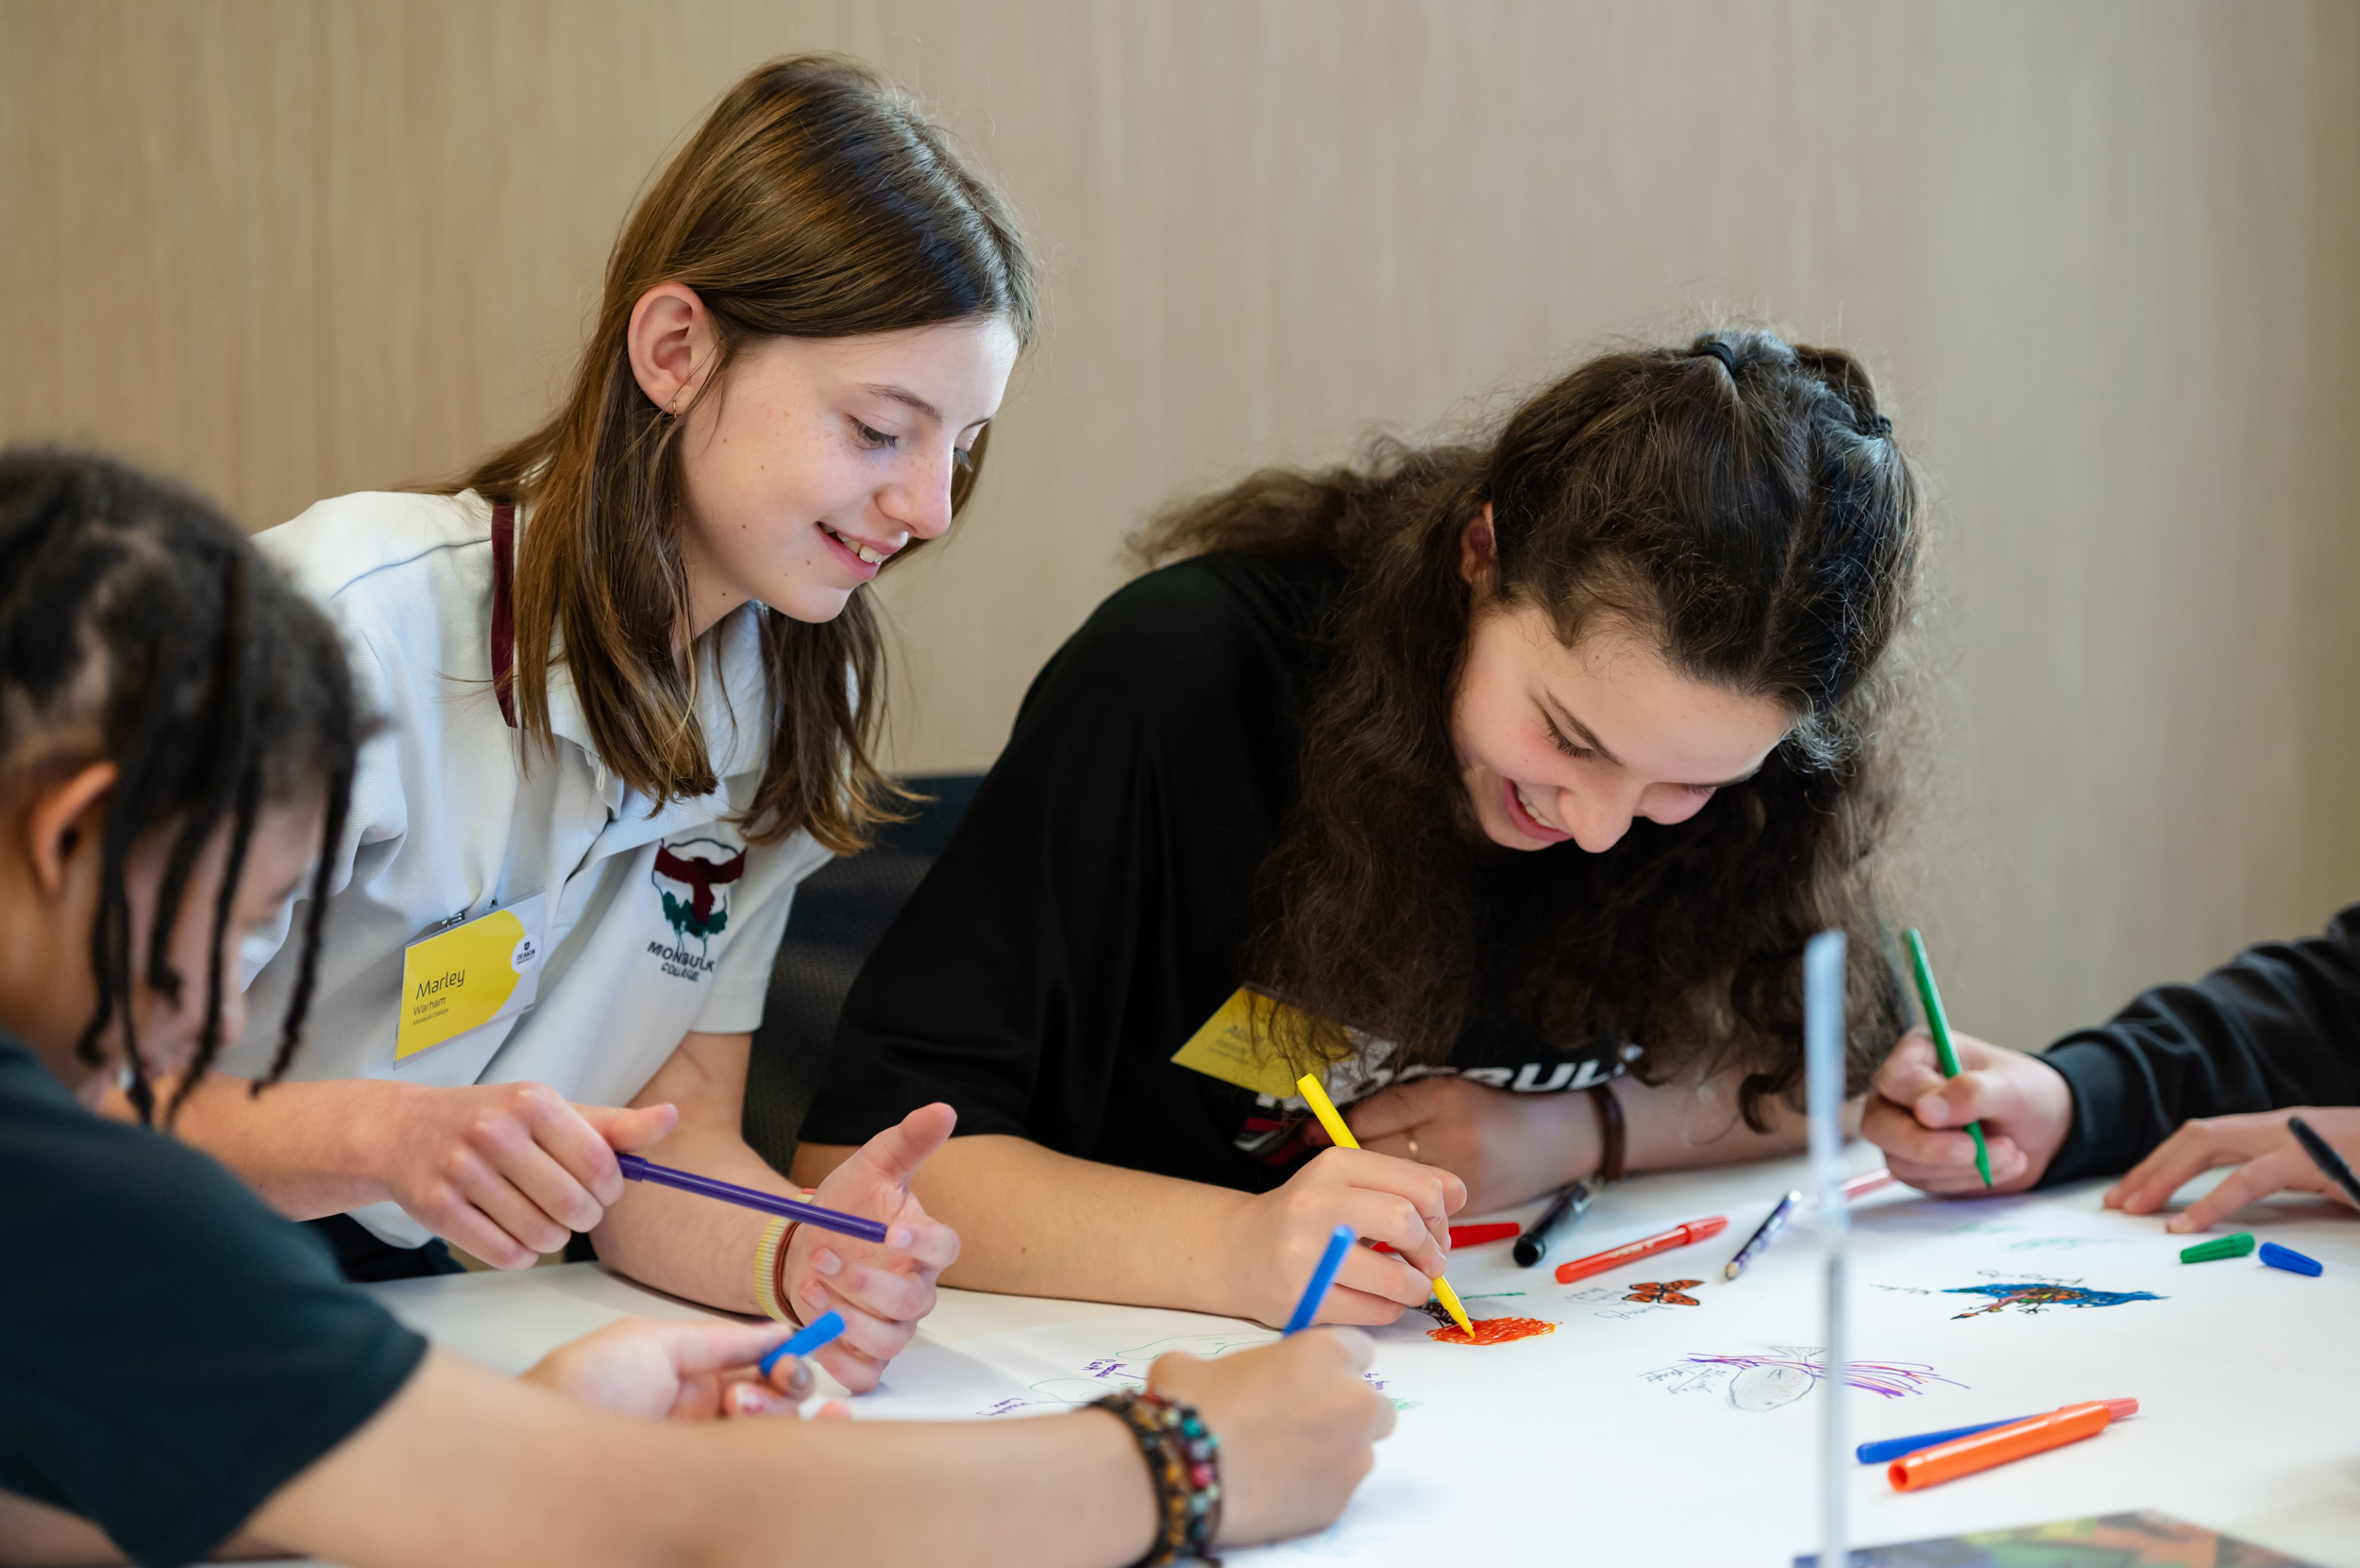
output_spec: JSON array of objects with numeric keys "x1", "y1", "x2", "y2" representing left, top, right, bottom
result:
[
  {"x1": 395, "y1": 893, "x2": 548, "y2": 1065},
  {"x1": 1169, "y1": 986, "x2": 1312, "y2": 1100}
]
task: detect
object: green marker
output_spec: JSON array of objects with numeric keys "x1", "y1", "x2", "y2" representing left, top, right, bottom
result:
[
  {"x1": 1904, "y1": 928, "x2": 1991, "y2": 1189},
  {"x1": 2180, "y1": 1232, "x2": 2255, "y2": 1264}
]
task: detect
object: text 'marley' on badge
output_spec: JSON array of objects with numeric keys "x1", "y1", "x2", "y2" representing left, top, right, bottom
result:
[{"x1": 395, "y1": 892, "x2": 548, "y2": 1064}]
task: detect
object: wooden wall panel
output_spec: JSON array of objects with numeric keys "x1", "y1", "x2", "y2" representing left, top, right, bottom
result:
[
  {"x1": 3, "y1": 0, "x2": 2356, "y2": 1054},
  {"x1": 1, "y1": 0, "x2": 325, "y2": 526}
]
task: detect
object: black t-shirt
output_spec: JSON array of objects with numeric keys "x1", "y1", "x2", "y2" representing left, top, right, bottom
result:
[
  {"x1": 803, "y1": 552, "x2": 1627, "y2": 1191},
  {"x1": 0, "y1": 1033, "x2": 427, "y2": 1567},
  {"x1": 2040, "y1": 902, "x2": 2360, "y2": 1184}
]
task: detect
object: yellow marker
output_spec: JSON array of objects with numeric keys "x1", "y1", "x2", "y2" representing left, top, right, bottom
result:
[{"x1": 1294, "y1": 1073, "x2": 1476, "y2": 1337}]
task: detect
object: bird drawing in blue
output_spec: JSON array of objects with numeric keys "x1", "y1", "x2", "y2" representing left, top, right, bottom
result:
[{"x1": 1944, "y1": 1282, "x2": 2164, "y2": 1320}]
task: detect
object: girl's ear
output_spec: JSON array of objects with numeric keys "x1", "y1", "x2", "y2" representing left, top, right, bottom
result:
[
  {"x1": 627, "y1": 283, "x2": 719, "y2": 416},
  {"x1": 1457, "y1": 503, "x2": 1500, "y2": 591},
  {"x1": 23, "y1": 762, "x2": 117, "y2": 899}
]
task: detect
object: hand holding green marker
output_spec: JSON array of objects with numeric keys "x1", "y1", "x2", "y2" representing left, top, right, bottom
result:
[{"x1": 1904, "y1": 927, "x2": 1991, "y2": 1189}]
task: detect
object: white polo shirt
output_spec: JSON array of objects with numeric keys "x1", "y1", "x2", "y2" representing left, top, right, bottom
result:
[{"x1": 228, "y1": 490, "x2": 831, "y2": 1248}]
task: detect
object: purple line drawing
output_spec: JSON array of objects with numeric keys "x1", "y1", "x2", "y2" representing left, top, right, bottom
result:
[{"x1": 1644, "y1": 1345, "x2": 1965, "y2": 1412}]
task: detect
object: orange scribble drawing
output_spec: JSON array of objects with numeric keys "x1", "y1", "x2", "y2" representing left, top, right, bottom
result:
[{"x1": 1424, "y1": 1314, "x2": 1558, "y2": 1346}]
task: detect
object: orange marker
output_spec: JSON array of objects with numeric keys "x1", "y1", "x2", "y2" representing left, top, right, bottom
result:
[
  {"x1": 1553, "y1": 1216, "x2": 1728, "y2": 1284},
  {"x1": 1886, "y1": 1401, "x2": 2116, "y2": 1492}
]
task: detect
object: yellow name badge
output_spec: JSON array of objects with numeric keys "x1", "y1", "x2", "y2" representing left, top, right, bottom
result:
[
  {"x1": 1170, "y1": 986, "x2": 1312, "y2": 1101},
  {"x1": 395, "y1": 893, "x2": 548, "y2": 1065}
]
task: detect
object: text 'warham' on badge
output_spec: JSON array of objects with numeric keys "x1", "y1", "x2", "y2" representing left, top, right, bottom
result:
[{"x1": 395, "y1": 892, "x2": 548, "y2": 1064}]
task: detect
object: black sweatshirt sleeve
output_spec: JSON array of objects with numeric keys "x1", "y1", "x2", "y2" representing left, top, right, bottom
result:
[{"x1": 2039, "y1": 902, "x2": 2360, "y2": 1184}]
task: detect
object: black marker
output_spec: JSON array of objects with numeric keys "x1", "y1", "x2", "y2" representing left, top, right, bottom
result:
[
  {"x1": 2289, "y1": 1116, "x2": 2360, "y2": 1209},
  {"x1": 1513, "y1": 1179, "x2": 1596, "y2": 1267}
]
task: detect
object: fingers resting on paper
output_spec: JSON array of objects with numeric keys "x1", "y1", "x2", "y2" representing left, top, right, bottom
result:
[
  {"x1": 2105, "y1": 1106, "x2": 2360, "y2": 1231},
  {"x1": 1343, "y1": 1076, "x2": 1577, "y2": 1214}
]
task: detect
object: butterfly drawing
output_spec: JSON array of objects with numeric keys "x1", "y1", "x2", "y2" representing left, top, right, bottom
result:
[{"x1": 1625, "y1": 1279, "x2": 1705, "y2": 1307}]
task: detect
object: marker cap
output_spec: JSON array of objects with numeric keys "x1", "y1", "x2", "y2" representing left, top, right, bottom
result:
[
  {"x1": 2259, "y1": 1240, "x2": 2323, "y2": 1277},
  {"x1": 758, "y1": 1308, "x2": 848, "y2": 1378},
  {"x1": 2179, "y1": 1232, "x2": 2256, "y2": 1263}
]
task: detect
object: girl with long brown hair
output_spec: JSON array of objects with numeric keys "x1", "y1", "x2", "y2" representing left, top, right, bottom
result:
[
  {"x1": 117, "y1": 55, "x2": 1024, "y2": 1391},
  {"x1": 800, "y1": 329, "x2": 1924, "y2": 1326}
]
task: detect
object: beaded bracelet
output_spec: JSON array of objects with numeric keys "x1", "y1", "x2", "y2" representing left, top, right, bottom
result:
[
  {"x1": 750, "y1": 1216, "x2": 806, "y2": 1327},
  {"x1": 1094, "y1": 1387, "x2": 1222, "y2": 1566}
]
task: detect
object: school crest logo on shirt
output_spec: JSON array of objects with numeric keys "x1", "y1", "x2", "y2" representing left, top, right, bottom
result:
[{"x1": 651, "y1": 836, "x2": 747, "y2": 949}]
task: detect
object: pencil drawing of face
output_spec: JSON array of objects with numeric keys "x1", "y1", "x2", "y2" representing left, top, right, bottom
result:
[{"x1": 1728, "y1": 1361, "x2": 1814, "y2": 1412}]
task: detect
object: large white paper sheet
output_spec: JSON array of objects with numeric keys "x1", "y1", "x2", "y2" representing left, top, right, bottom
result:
[{"x1": 849, "y1": 1187, "x2": 2360, "y2": 1565}]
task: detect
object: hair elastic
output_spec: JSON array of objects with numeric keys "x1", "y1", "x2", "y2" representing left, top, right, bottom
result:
[{"x1": 1697, "y1": 341, "x2": 1739, "y2": 377}]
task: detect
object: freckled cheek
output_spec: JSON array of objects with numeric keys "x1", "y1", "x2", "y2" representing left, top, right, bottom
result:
[
  {"x1": 1644, "y1": 790, "x2": 1711, "y2": 826},
  {"x1": 1456, "y1": 692, "x2": 1528, "y2": 778}
]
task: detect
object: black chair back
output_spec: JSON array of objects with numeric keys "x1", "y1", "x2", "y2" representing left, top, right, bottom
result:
[{"x1": 741, "y1": 773, "x2": 984, "y2": 1172}]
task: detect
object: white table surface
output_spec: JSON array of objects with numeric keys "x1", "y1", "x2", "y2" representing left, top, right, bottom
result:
[{"x1": 356, "y1": 1153, "x2": 2360, "y2": 1567}]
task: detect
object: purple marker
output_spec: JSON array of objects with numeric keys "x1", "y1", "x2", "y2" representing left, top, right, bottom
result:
[{"x1": 615, "y1": 1153, "x2": 890, "y2": 1243}]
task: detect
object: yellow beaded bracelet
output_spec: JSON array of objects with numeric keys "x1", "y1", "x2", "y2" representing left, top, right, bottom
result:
[{"x1": 751, "y1": 1216, "x2": 801, "y2": 1324}]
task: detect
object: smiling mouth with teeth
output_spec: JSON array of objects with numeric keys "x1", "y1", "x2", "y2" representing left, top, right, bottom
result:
[
  {"x1": 1512, "y1": 780, "x2": 1559, "y2": 833},
  {"x1": 823, "y1": 523, "x2": 889, "y2": 565}
]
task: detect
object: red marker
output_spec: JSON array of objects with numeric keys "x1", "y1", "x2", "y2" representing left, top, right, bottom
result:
[
  {"x1": 1372, "y1": 1222, "x2": 1521, "y2": 1254},
  {"x1": 1843, "y1": 1168, "x2": 1898, "y2": 1200},
  {"x1": 1554, "y1": 1215, "x2": 1729, "y2": 1284}
]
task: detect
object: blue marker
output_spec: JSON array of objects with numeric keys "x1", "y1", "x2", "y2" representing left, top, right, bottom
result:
[
  {"x1": 2260, "y1": 1241, "x2": 2322, "y2": 1277},
  {"x1": 759, "y1": 1309, "x2": 848, "y2": 1379},
  {"x1": 1284, "y1": 1226, "x2": 1357, "y2": 1334},
  {"x1": 1855, "y1": 1418, "x2": 2020, "y2": 1464}
]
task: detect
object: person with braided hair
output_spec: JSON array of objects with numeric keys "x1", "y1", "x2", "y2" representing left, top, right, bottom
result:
[
  {"x1": 95, "y1": 56, "x2": 1038, "y2": 1392},
  {"x1": 0, "y1": 449, "x2": 1395, "y2": 1568},
  {"x1": 800, "y1": 329, "x2": 1930, "y2": 1326}
]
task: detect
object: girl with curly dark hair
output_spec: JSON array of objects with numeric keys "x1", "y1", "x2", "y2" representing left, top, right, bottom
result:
[{"x1": 800, "y1": 329, "x2": 1924, "y2": 1328}]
